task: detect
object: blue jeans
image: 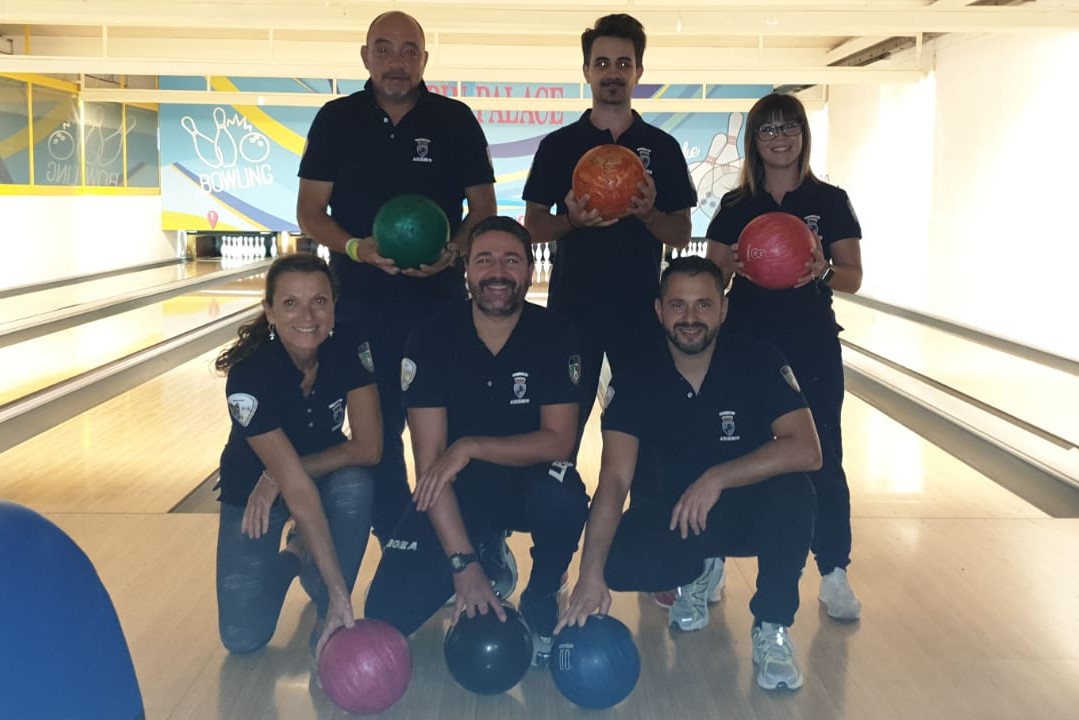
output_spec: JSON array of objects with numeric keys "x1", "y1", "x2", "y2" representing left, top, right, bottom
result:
[{"x1": 216, "y1": 466, "x2": 375, "y2": 654}]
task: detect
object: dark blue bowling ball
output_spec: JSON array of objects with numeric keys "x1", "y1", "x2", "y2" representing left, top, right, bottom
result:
[
  {"x1": 443, "y1": 605, "x2": 532, "y2": 695},
  {"x1": 550, "y1": 615, "x2": 640, "y2": 709}
]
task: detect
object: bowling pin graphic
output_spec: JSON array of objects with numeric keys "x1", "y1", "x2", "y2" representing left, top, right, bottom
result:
[
  {"x1": 181, "y1": 115, "x2": 222, "y2": 168},
  {"x1": 212, "y1": 107, "x2": 238, "y2": 168}
]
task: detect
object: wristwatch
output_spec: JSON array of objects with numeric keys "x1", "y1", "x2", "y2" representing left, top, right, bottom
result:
[
  {"x1": 448, "y1": 552, "x2": 478, "y2": 573},
  {"x1": 817, "y1": 265, "x2": 835, "y2": 284}
]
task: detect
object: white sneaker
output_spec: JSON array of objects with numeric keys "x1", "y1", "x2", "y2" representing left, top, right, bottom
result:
[
  {"x1": 669, "y1": 557, "x2": 724, "y2": 631},
  {"x1": 655, "y1": 556, "x2": 725, "y2": 608},
  {"x1": 751, "y1": 622, "x2": 803, "y2": 690},
  {"x1": 818, "y1": 568, "x2": 861, "y2": 620}
]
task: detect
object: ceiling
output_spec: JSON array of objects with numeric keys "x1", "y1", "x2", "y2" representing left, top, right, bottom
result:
[{"x1": 1, "y1": 0, "x2": 1077, "y2": 108}]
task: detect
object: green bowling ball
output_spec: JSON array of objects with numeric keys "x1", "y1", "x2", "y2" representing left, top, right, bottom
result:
[{"x1": 373, "y1": 194, "x2": 450, "y2": 269}]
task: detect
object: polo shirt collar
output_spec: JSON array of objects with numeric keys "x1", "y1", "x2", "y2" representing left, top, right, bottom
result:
[{"x1": 575, "y1": 108, "x2": 647, "y2": 140}]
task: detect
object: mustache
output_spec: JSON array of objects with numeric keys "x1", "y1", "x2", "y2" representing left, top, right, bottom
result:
[
  {"x1": 479, "y1": 277, "x2": 518, "y2": 292},
  {"x1": 601, "y1": 79, "x2": 625, "y2": 87},
  {"x1": 673, "y1": 322, "x2": 707, "y2": 333}
]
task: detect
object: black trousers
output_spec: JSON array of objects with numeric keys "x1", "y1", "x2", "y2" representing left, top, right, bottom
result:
[
  {"x1": 605, "y1": 473, "x2": 816, "y2": 627},
  {"x1": 778, "y1": 335, "x2": 850, "y2": 576},
  {"x1": 547, "y1": 293, "x2": 664, "y2": 456},
  {"x1": 365, "y1": 461, "x2": 590, "y2": 637},
  {"x1": 340, "y1": 300, "x2": 446, "y2": 545}
]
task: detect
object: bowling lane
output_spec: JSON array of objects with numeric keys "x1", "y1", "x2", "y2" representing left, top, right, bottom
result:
[
  {"x1": 0, "y1": 259, "x2": 248, "y2": 326},
  {"x1": 835, "y1": 296, "x2": 1079, "y2": 449},
  {"x1": 0, "y1": 275, "x2": 264, "y2": 405},
  {"x1": 0, "y1": 347, "x2": 230, "y2": 514}
]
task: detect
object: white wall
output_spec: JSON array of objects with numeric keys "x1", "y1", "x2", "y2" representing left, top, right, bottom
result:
[
  {"x1": 826, "y1": 31, "x2": 1079, "y2": 360},
  {"x1": 0, "y1": 195, "x2": 174, "y2": 290}
]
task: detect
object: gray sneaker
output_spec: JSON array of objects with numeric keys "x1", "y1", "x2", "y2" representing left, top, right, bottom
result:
[
  {"x1": 669, "y1": 557, "x2": 724, "y2": 631},
  {"x1": 819, "y1": 568, "x2": 861, "y2": 620},
  {"x1": 478, "y1": 531, "x2": 518, "y2": 600},
  {"x1": 519, "y1": 587, "x2": 557, "y2": 667},
  {"x1": 751, "y1": 622, "x2": 803, "y2": 690}
]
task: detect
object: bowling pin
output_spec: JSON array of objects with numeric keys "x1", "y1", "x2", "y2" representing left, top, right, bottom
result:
[
  {"x1": 213, "y1": 107, "x2": 238, "y2": 167},
  {"x1": 181, "y1": 115, "x2": 222, "y2": 168}
]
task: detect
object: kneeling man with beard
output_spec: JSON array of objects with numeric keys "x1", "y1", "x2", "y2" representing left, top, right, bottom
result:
[
  {"x1": 557, "y1": 255, "x2": 822, "y2": 691},
  {"x1": 365, "y1": 216, "x2": 589, "y2": 668}
]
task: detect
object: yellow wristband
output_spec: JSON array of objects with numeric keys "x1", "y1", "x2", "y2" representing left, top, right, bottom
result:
[{"x1": 345, "y1": 237, "x2": 362, "y2": 263}]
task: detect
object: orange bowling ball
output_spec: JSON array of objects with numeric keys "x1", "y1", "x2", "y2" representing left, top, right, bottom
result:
[
  {"x1": 571, "y1": 144, "x2": 647, "y2": 221},
  {"x1": 736, "y1": 212, "x2": 816, "y2": 290}
]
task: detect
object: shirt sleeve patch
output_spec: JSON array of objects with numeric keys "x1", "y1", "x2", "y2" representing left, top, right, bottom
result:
[
  {"x1": 401, "y1": 357, "x2": 417, "y2": 392},
  {"x1": 780, "y1": 365, "x2": 801, "y2": 393},
  {"x1": 227, "y1": 393, "x2": 258, "y2": 427},
  {"x1": 568, "y1": 354, "x2": 582, "y2": 385},
  {"x1": 358, "y1": 341, "x2": 375, "y2": 373}
]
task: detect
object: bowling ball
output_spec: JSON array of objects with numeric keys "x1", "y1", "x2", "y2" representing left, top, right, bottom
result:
[
  {"x1": 550, "y1": 615, "x2": 640, "y2": 709},
  {"x1": 443, "y1": 606, "x2": 532, "y2": 695},
  {"x1": 372, "y1": 194, "x2": 450, "y2": 268},
  {"x1": 571, "y1": 144, "x2": 647, "y2": 221},
  {"x1": 318, "y1": 619, "x2": 412, "y2": 715},
  {"x1": 736, "y1": 211, "x2": 816, "y2": 289}
]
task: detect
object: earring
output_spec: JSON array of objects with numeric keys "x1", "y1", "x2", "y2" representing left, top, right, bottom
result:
[
  {"x1": 269, "y1": 324, "x2": 276, "y2": 341},
  {"x1": 329, "y1": 327, "x2": 334, "y2": 338}
]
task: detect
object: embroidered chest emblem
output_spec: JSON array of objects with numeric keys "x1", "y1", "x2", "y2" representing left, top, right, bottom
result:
[
  {"x1": 719, "y1": 410, "x2": 740, "y2": 442},
  {"x1": 510, "y1": 371, "x2": 530, "y2": 405},
  {"x1": 413, "y1": 137, "x2": 432, "y2": 163}
]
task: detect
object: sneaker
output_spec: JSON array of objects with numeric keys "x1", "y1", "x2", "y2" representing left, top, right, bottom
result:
[
  {"x1": 669, "y1": 557, "x2": 724, "y2": 631},
  {"x1": 655, "y1": 557, "x2": 725, "y2": 608},
  {"x1": 478, "y1": 531, "x2": 518, "y2": 600},
  {"x1": 751, "y1": 622, "x2": 803, "y2": 690},
  {"x1": 519, "y1": 587, "x2": 558, "y2": 668},
  {"x1": 818, "y1": 568, "x2": 861, "y2": 620}
]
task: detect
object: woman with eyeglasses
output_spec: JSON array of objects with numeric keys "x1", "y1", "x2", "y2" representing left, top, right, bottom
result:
[{"x1": 704, "y1": 92, "x2": 864, "y2": 622}]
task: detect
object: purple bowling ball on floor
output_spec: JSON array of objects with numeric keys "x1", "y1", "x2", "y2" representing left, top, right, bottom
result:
[{"x1": 318, "y1": 619, "x2": 411, "y2": 715}]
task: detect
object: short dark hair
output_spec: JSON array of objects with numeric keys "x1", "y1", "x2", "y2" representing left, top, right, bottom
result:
[
  {"x1": 582, "y1": 14, "x2": 646, "y2": 66},
  {"x1": 659, "y1": 256, "x2": 725, "y2": 298},
  {"x1": 466, "y1": 215, "x2": 534, "y2": 263}
]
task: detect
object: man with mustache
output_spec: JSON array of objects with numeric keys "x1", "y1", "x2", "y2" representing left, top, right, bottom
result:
[
  {"x1": 297, "y1": 11, "x2": 500, "y2": 580},
  {"x1": 557, "y1": 256, "x2": 821, "y2": 691},
  {"x1": 365, "y1": 217, "x2": 589, "y2": 668},
  {"x1": 523, "y1": 13, "x2": 696, "y2": 454}
]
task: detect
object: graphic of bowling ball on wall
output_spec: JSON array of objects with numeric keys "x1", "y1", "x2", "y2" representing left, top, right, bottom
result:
[
  {"x1": 572, "y1": 144, "x2": 647, "y2": 221},
  {"x1": 373, "y1": 194, "x2": 450, "y2": 269}
]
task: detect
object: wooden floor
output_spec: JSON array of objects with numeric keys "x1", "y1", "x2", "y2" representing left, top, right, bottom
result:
[{"x1": 4, "y1": 285, "x2": 1079, "y2": 718}]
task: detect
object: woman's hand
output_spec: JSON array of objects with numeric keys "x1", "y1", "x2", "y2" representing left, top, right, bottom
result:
[{"x1": 241, "y1": 471, "x2": 280, "y2": 539}]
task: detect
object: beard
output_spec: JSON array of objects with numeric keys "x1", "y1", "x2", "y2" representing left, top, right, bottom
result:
[
  {"x1": 470, "y1": 277, "x2": 527, "y2": 317},
  {"x1": 666, "y1": 322, "x2": 718, "y2": 355},
  {"x1": 595, "y1": 79, "x2": 628, "y2": 105}
]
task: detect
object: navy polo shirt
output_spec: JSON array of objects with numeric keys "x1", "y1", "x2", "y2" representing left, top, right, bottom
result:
[
  {"x1": 522, "y1": 110, "x2": 697, "y2": 308},
  {"x1": 401, "y1": 301, "x2": 580, "y2": 443},
  {"x1": 217, "y1": 321, "x2": 377, "y2": 506},
  {"x1": 602, "y1": 333, "x2": 807, "y2": 504},
  {"x1": 299, "y1": 81, "x2": 496, "y2": 305},
  {"x1": 705, "y1": 178, "x2": 861, "y2": 339}
]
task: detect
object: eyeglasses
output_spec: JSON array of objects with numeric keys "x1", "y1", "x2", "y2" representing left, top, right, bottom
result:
[{"x1": 755, "y1": 121, "x2": 803, "y2": 141}]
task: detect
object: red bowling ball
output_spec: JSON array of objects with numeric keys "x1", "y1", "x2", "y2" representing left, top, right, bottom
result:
[
  {"x1": 736, "y1": 212, "x2": 816, "y2": 289},
  {"x1": 318, "y1": 619, "x2": 411, "y2": 715}
]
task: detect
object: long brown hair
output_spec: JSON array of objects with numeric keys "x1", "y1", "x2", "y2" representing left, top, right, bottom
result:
[
  {"x1": 726, "y1": 93, "x2": 819, "y2": 205},
  {"x1": 214, "y1": 252, "x2": 337, "y2": 374}
]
